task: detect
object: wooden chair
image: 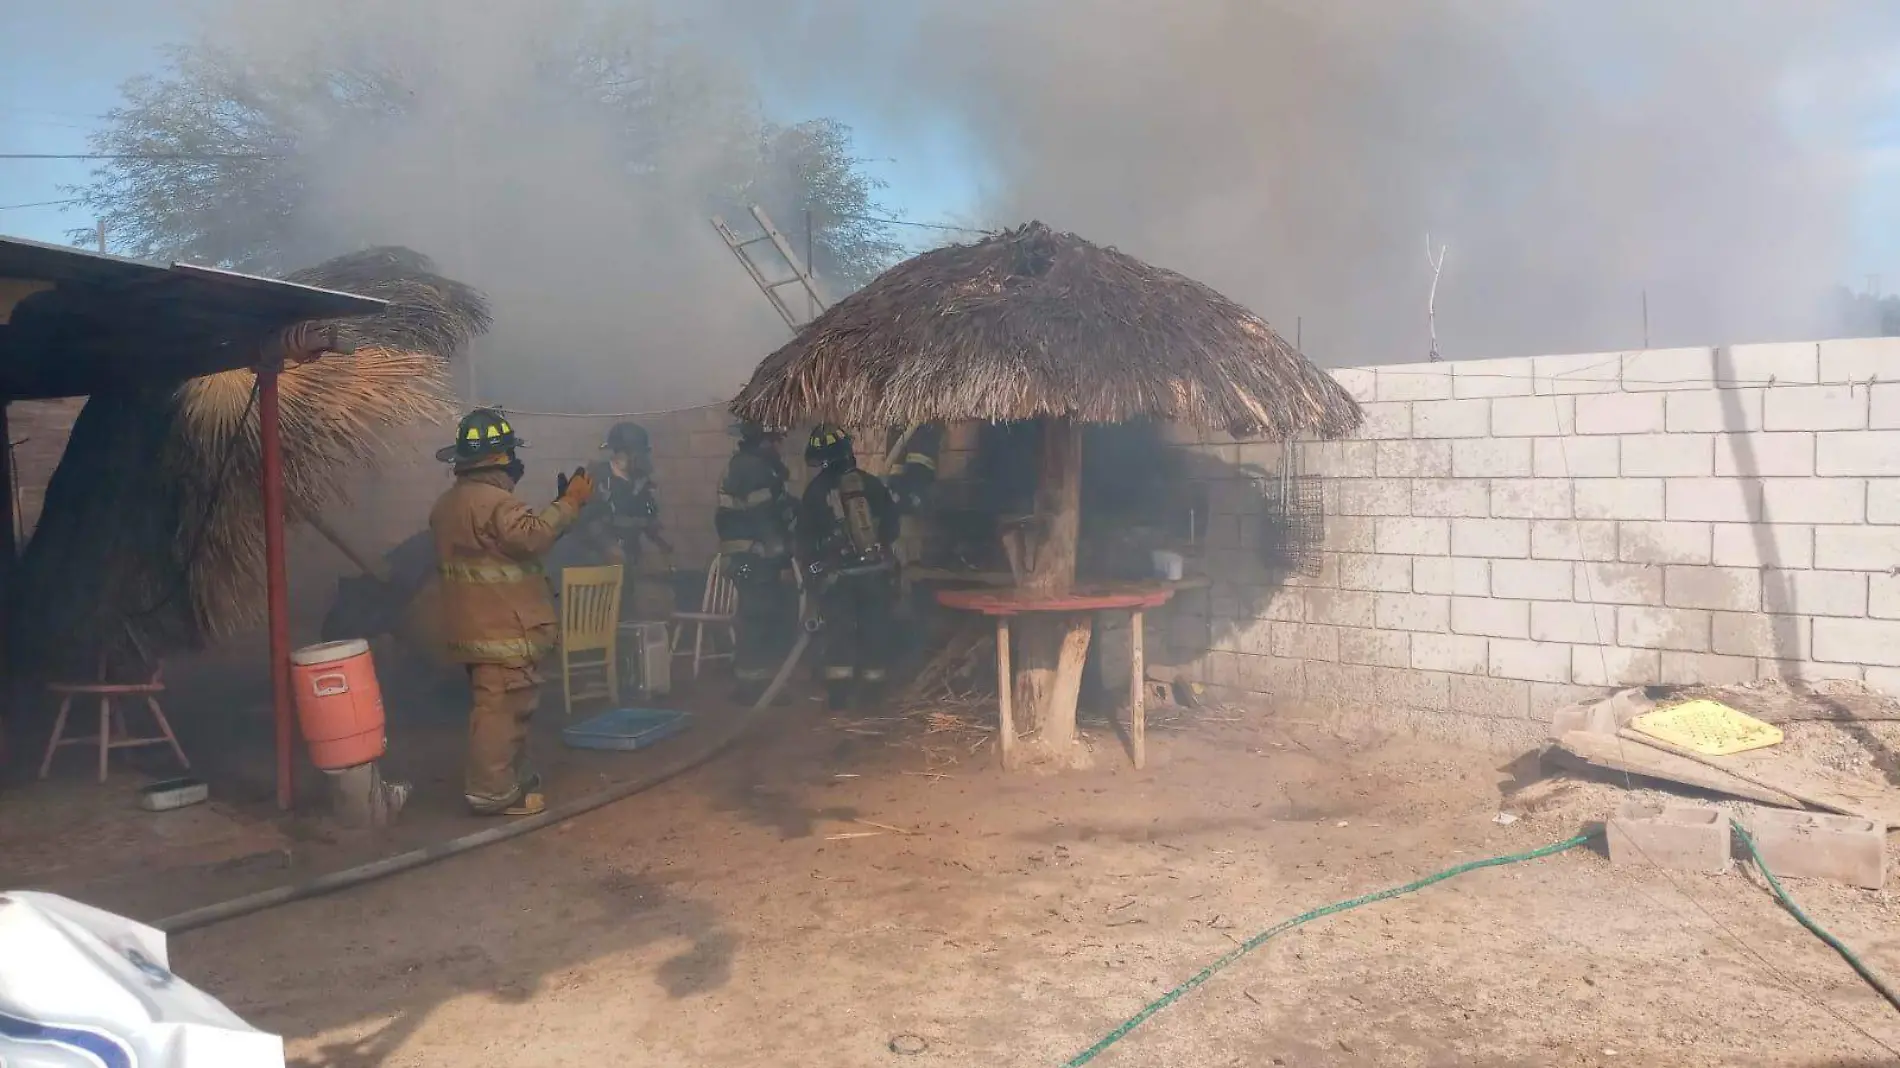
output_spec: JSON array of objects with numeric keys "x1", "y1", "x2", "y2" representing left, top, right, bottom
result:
[
  {"x1": 41, "y1": 640, "x2": 189, "y2": 783},
  {"x1": 670, "y1": 553, "x2": 738, "y2": 680},
  {"x1": 559, "y1": 564, "x2": 624, "y2": 718}
]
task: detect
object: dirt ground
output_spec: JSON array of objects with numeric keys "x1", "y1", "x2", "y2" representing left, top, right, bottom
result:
[{"x1": 74, "y1": 690, "x2": 1892, "y2": 1068}]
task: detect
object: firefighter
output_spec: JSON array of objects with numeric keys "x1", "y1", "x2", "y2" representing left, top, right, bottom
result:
[
  {"x1": 884, "y1": 423, "x2": 943, "y2": 515},
  {"x1": 716, "y1": 420, "x2": 797, "y2": 701},
  {"x1": 430, "y1": 408, "x2": 594, "y2": 816},
  {"x1": 578, "y1": 421, "x2": 673, "y2": 620},
  {"x1": 796, "y1": 425, "x2": 901, "y2": 710}
]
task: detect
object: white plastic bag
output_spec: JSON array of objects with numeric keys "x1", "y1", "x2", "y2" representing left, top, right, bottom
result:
[{"x1": 0, "y1": 891, "x2": 283, "y2": 1067}]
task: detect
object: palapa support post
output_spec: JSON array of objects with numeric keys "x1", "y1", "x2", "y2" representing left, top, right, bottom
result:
[
  {"x1": 1129, "y1": 609, "x2": 1145, "y2": 770},
  {"x1": 260, "y1": 361, "x2": 295, "y2": 811},
  {"x1": 1010, "y1": 417, "x2": 1092, "y2": 769}
]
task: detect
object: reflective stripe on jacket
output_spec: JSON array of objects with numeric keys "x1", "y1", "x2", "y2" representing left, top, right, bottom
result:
[{"x1": 430, "y1": 467, "x2": 577, "y2": 666}]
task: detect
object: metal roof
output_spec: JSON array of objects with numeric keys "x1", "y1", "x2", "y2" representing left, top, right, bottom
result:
[{"x1": 0, "y1": 235, "x2": 387, "y2": 400}]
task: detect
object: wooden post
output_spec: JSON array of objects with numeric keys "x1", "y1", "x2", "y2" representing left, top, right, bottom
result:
[
  {"x1": 1010, "y1": 417, "x2": 1091, "y2": 768},
  {"x1": 995, "y1": 616, "x2": 1013, "y2": 769},
  {"x1": 260, "y1": 366, "x2": 295, "y2": 810},
  {"x1": 1130, "y1": 609, "x2": 1145, "y2": 769}
]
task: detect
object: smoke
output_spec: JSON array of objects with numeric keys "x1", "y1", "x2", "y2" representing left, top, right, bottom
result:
[{"x1": 708, "y1": 0, "x2": 1900, "y2": 365}]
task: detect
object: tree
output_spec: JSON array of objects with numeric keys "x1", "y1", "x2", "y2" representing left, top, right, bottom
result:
[
  {"x1": 1833, "y1": 285, "x2": 1900, "y2": 338},
  {"x1": 69, "y1": 9, "x2": 900, "y2": 293}
]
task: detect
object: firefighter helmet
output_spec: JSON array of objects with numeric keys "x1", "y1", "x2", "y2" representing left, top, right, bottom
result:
[
  {"x1": 602, "y1": 422, "x2": 651, "y2": 454},
  {"x1": 435, "y1": 407, "x2": 524, "y2": 464},
  {"x1": 805, "y1": 424, "x2": 854, "y2": 468},
  {"x1": 730, "y1": 419, "x2": 785, "y2": 443}
]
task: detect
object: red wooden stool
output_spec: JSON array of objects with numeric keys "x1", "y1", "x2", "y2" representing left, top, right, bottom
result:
[{"x1": 40, "y1": 649, "x2": 189, "y2": 783}]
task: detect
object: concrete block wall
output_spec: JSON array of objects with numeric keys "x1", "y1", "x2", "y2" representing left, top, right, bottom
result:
[{"x1": 1165, "y1": 338, "x2": 1900, "y2": 749}]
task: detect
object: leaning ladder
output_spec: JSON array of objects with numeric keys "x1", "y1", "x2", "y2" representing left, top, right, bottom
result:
[{"x1": 710, "y1": 205, "x2": 829, "y2": 331}]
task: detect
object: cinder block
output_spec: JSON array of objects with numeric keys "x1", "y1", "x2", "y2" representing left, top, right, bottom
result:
[
  {"x1": 1531, "y1": 601, "x2": 1616, "y2": 645},
  {"x1": 1667, "y1": 388, "x2": 1764, "y2": 433},
  {"x1": 1534, "y1": 682, "x2": 1619, "y2": 725},
  {"x1": 1618, "y1": 606, "x2": 1712, "y2": 652},
  {"x1": 1357, "y1": 402, "x2": 1412, "y2": 439},
  {"x1": 1758, "y1": 477, "x2": 1862, "y2": 524},
  {"x1": 1619, "y1": 521, "x2": 1712, "y2": 565},
  {"x1": 1759, "y1": 659, "x2": 1864, "y2": 686},
  {"x1": 1491, "y1": 395, "x2": 1573, "y2": 436},
  {"x1": 1868, "y1": 666, "x2": 1900, "y2": 696},
  {"x1": 1337, "y1": 627, "x2": 1411, "y2": 668},
  {"x1": 1664, "y1": 566, "x2": 1762, "y2": 612},
  {"x1": 1376, "y1": 439, "x2": 1452, "y2": 478},
  {"x1": 1813, "y1": 618, "x2": 1900, "y2": 667},
  {"x1": 1713, "y1": 433, "x2": 1816, "y2": 478},
  {"x1": 1621, "y1": 434, "x2": 1713, "y2": 477},
  {"x1": 1307, "y1": 440, "x2": 1378, "y2": 477},
  {"x1": 1743, "y1": 810, "x2": 1885, "y2": 890},
  {"x1": 1336, "y1": 478, "x2": 1412, "y2": 516},
  {"x1": 1872, "y1": 384, "x2": 1900, "y2": 430},
  {"x1": 1573, "y1": 646, "x2": 1662, "y2": 687},
  {"x1": 1576, "y1": 561, "x2": 1664, "y2": 605},
  {"x1": 1622, "y1": 347, "x2": 1731, "y2": 391},
  {"x1": 1660, "y1": 651, "x2": 1757, "y2": 686},
  {"x1": 1413, "y1": 556, "x2": 1489, "y2": 596},
  {"x1": 1532, "y1": 519, "x2": 1619, "y2": 561},
  {"x1": 1450, "y1": 673, "x2": 1532, "y2": 718},
  {"x1": 1489, "y1": 638, "x2": 1571, "y2": 683},
  {"x1": 1452, "y1": 518, "x2": 1531, "y2": 558},
  {"x1": 1870, "y1": 481, "x2": 1900, "y2": 524},
  {"x1": 1491, "y1": 558, "x2": 1574, "y2": 600},
  {"x1": 1337, "y1": 553, "x2": 1413, "y2": 593},
  {"x1": 1410, "y1": 632, "x2": 1489, "y2": 674},
  {"x1": 1304, "y1": 589, "x2": 1377, "y2": 628},
  {"x1": 1576, "y1": 392, "x2": 1666, "y2": 435},
  {"x1": 1575, "y1": 478, "x2": 1664, "y2": 521},
  {"x1": 1533, "y1": 352, "x2": 1624, "y2": 395},
  {"x1": 1721, "y1": 342, "x2": 1822, "y2": 385},
  {"x1": 1712, "y1": 523, "x2": 1812, "y2": 569},
  {"x1": 1608, "y1": 802, "x2": 1731, "y2": 875},
  {"x1": 1818, "y1": 337, "x2": 1900, "y2": 383},
  {"x1": 1451, "y1": 596, "x2": 1529, "y2": 638},
  {"x1": 1666, "y1": 478, "x2": 1762, "y2": 523},
  {"x1": 1411, "y1": 479, "x2": 1490, "y2": 518},
  {"x1": 1236, "y1": 653, "x2": 1306, "y2": 695},
  {"x1": 1452, "y1": 438, "x2": 1532, "y2": 477},
  {"x1": 1816, "y1": 431, "x2": 1900, "y2": 477},
  {"x1": 1453, "y1": 356, "x2": 1535, "y2": 398},
  {"x1": 1330, "y1": 367, "x2": 1378, "y2": 404},
  {"x1": 1534, "y1": 436, "x2": 1619, "y2": 477},
  {"x1": 1761, "y1": 569, "x2": 1866, "y2": 618},
  {"x1": 1326, "y1": 516, "x2": 1378, "y2": 554},
  {"x1": 1491, "y1": 479, "x2": 1573, "y2": 519},
  {"x1": 1376, "y1": 592, "x2": 1450, "y2": 632},
  {"x1": 1376, "y1": 362, "x2": 1452, "y2": 401},
  {"x1": 1271, "y1": 622, "x2": 1339, "y2": 662},
  {"x1": 1872, "y1": 575, "x2": 1900, "y2": 620},
  {"x1": 1812, "y1": 527, "x2": 1897, "y2": 572},
  {"x1": 1764, "y1": 385, "x2": 1868, "y2": 432},
  {"x1": 1412, "y1": 398, "x2": 1492, "y2": 438},
  {"x1": 1376, "y1": 517, "x2": 1451, "y2": 555},
  {"x1": 1712, "y1": 612, "x2": 1811, "y2": 659},
  {"x1": 1237, "y1": 442, "x2": 1283, "y2": 467}
]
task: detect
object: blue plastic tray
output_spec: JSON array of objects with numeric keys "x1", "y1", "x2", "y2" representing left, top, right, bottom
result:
[{"x1": 561, "y1": 707, "x2": 691, "y2": 751}]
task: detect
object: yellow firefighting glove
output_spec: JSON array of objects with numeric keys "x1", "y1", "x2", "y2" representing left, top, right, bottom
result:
[{"x1": 557, "y1": 467, "x2": 595, "y2": 509}]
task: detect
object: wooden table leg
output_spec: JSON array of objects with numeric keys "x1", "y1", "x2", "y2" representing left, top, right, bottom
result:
[
  {"x1": 1130, "y1": 609, "x2": 1145, "y2": 770},
  {"x1": 995, "y1": 616, "x2": 1014, "y2": 770}
]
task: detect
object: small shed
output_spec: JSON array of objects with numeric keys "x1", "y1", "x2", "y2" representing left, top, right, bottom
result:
[{"x1": 0, "y1": 234, "x2": 386, "y2": 807}]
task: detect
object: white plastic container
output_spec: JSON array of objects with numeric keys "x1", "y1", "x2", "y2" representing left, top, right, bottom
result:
[{"x1": 1151, "y1": 549, "x2": 1185, "y2": 582}]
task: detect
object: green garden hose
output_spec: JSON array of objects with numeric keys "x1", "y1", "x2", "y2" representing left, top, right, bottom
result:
[
  {"x1": 1062, "y1": 833, "x2": 1596, "y2": 1066},
  {"x1": 1735, "y1": 826, "x2": 1900, "y2": 1014}
]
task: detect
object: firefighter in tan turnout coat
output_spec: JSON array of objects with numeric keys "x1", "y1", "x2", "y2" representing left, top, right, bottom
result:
[{"x1": 430, "y1": 408, "x2": 594, "y2": 815}]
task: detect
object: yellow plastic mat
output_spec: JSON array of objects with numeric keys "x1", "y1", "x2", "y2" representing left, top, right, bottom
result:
[{"x1": 1631, "y1": 699, "x2": 1783, "y2": 756}]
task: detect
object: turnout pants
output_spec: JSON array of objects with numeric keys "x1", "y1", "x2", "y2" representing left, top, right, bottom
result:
[
  {"x1": 733, "y1": 559, "x2": 795, "y2": 684},
  {"x1": 820, "y1": 570, "x2": 896, "y2": 688},
  {"x1": 465, "y1": 662, "x2": 541, "y2": 812}
]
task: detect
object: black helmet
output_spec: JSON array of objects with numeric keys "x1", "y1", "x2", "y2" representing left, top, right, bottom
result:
[
  {"x1": 436, "y1": 407, "x2": 524, "y2": 464},
  {"x1": 805, "y1": 423, "x2": 853, "y2": 468},
  {"x1": 602, "y1": 422, "x2": 651, "y2": 454},
  {"x1": 731, "y1": 419, "x2": 784, "y2": 444}
]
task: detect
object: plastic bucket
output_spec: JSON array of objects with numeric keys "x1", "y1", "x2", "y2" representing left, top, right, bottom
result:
[{"x1": 290, "y1": 638, "x2": 388, "y2": 770}]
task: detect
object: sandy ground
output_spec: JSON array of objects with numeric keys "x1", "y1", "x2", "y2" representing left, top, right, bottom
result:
[{"x1": 91, "y1": 698, "x2": 1895, "y2": 1068}]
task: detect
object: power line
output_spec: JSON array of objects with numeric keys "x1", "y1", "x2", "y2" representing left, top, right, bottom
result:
[
  {"x1": 0, "y1": 153, "x2": 276, "y2": 161},
  {"x1": 831, "y1": 212, "x2": 996, "y2": 236},
  {"x1": 0, "y1": 197, "x2": 82, "y2": 211}
]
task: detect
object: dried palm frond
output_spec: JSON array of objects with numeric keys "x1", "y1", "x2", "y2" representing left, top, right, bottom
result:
[
  {"x1": 13, "y1": 247, "x2": 488, "y2": 672},
  {"x1": 733, "y1": 221, "x2": 1362, "y2": 440}
]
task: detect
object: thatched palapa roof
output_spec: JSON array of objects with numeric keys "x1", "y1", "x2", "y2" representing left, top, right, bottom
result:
[{"x1": 731, "y1": 222, "x2": 1361, "y2": 439}]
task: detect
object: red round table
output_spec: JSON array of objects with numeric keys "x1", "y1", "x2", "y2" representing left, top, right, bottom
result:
[{"x1": 935, "y1": 582, "x2": 1179, "y2": 768}]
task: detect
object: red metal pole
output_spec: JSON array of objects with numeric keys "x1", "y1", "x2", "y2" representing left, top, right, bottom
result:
[{"x1": 259, "y1": 365, "x2": 295, "y2": 810}]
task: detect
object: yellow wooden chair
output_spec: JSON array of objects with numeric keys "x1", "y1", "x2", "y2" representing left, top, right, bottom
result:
[{"x1": 559, "y1": 564, "x2": 624, "y2": 718}]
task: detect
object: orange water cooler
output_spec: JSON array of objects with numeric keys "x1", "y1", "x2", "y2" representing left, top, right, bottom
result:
[{"x1": 290, "y1": 639, "x2": 388, "y2": 770}]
